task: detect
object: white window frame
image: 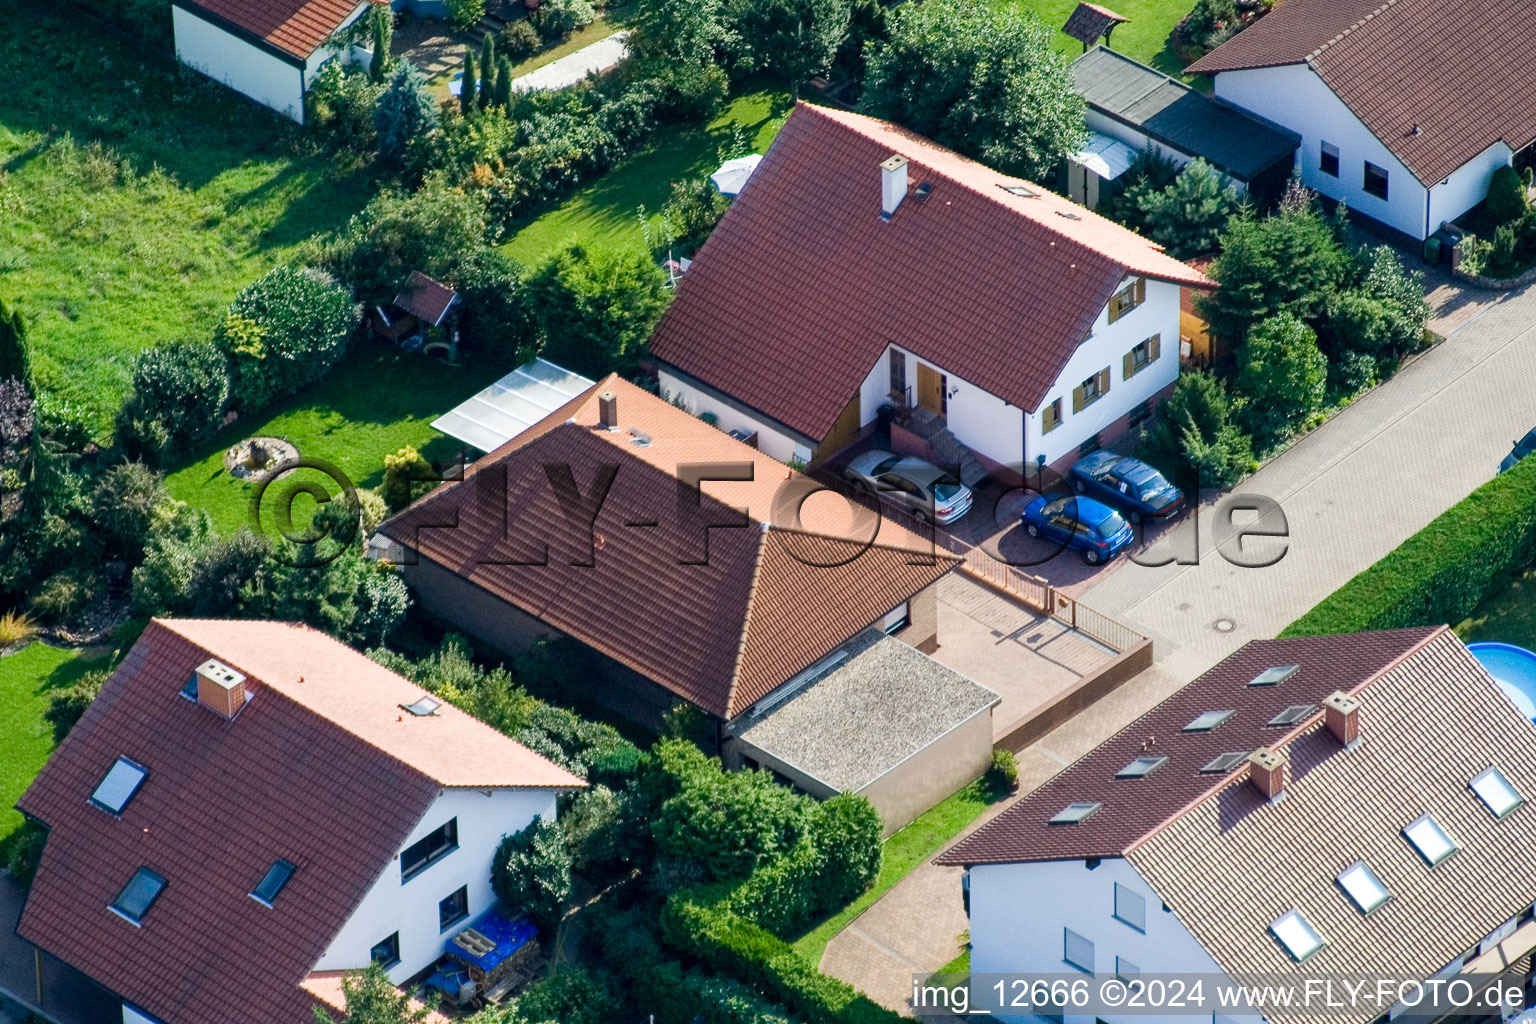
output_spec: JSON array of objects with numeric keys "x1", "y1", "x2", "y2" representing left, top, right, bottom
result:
[
  {"x1": 1470, "y1": 767, "x2": 1523, "y2": 818},
  {"x1": 1270, "y1": 909, "x2": 1325, "y2": 962},
  {"x1": 1403, "y1": 814, "x2": 1457, "y2": 866},
  {"x1": 1337, "y1": 860, "x2": 1390, "y2": 914}
]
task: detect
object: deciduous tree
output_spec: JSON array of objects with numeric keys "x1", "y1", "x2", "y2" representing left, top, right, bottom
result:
[{"x1": 1233, "y1": 312, "x2": 1327, "y2": 450}]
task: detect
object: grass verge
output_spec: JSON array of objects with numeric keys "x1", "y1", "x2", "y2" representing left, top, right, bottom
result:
[
  {"x1": 789, "y1": 777, "x2": 1006, "y2": 967},
  {"x1": 0, "y1": 643, "x2": 112, "y2": 846}
]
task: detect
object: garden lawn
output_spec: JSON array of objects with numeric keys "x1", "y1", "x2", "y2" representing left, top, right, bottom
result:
[
  {"x1": 0, "y1": 1, "x2": 375, "y2": 435},
  {"x1": 500, "y1": 84, "x2": 792, "y2": 268},
  {"x1": 0, "y1": 643, "x2": 110, "y2": 845},
  {"x1": 1457, "y1": 568, "x2": 1536, "y2": 650},
  {"x1": 163, "y1": 347, "x2": 504, "y2": 534},
  {"x1": 998, "y1": 0, "x2": 1197, "y2": 76},
  {"x1": 789, "y1": 778, "x2": 1006, "y2": 966}
]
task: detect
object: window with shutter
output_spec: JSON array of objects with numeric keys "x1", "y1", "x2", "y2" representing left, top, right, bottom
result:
[
  {"x1": 1148, "y1": 333, "x2": 1160, "y2": 362},
  {"x1": 1123, "y1": 351, "x2": 1135, "y2": 380},
  {"x1": 1134, "y1": 277, "x2": 1146, "y2": 305},
  {"x1": 1072, "y1": 385, "x2": 1086, "y2": 413},
  {"x1": 1107, "y1": 278, "x2": 1146, "y2": 323},
  {"x1": 1098, "y1": 367, "x2": 1111, "y2": 396},
  {"x1": 1043, "y1": 397, "x2": 1062, "y2": 433}
]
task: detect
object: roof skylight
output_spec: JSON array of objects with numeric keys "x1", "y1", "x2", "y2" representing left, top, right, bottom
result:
[
  {"x1": 1403, "y1": 814, "x2": 1457, "y2": 866},
  {"x1": 1201, "y1": 751, "x2": 1251, "y2": 773},
  {"x1": 111, "y1": 867, "x2": 166, "y2": 925},
  {"x1": 1000, "y1": 184, "x2": 1037, "y2": 198},
  {"x1": 1470, "y1": 767, "x2": 1523, "y2": 818},
  {"x1": 1337, "y1": 860, "x2": 1390, "y2": 914},
  {"x1": 251, "y1": 859, "x2": 296, "y2": 906},
  {"x1": 1248, "y1": 665, "x2": 1300, "y2": 687},
  {"x1": 1183, "y1": 710, "x2": 1234, "y2": 732},
  {"x1": 1049, "y1": 802, "x2": 1102, "y2": 825},
  {"x1": 401, "y1": 695, "x2": 442, "y2": 717},
  {"x1": 1116, "y1": 755, "x2": 1168, "y2": 779},
  {"x1": 90, "y1": 758, "x2": 147, "y2": 816},
  {"x1": 1269, "y1": 909, "x2": 1325, "y2": 962},
  {"x1": 1267, "y1": 704, "x2": 1316, "y2": 727}
]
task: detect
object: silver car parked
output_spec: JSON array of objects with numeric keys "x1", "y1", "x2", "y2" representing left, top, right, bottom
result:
[{"x1": 843, "y1": 450, "x2": 973, "y2": 524}]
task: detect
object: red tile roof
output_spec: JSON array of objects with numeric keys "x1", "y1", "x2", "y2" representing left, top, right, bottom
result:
[
  {"x1": 16, "y1": 619, "x2": 581, "y2": 1024},
  {"x1": 1187, "y1": 0, "x2": 1536, "y2": 185},
  {"x1": 939, "y1": 626, "x2": 1440, "y2": 865},
  {"x1": 378, "y1": 375, "x2": 960, "y2": 719},
  {"x1": 175, "y1": 0, "x2": 368, "y2": 59},
  {"x1": 648, "y1": 103, "x2": 1212, "y2": 442},
  {"x1": 395, "y1": 271, "x2": 459, "y2": 327}
]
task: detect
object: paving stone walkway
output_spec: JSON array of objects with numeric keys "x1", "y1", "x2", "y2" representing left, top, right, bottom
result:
[{"x1": 510, "y1": 31, "x2": 630, "y2": 92}]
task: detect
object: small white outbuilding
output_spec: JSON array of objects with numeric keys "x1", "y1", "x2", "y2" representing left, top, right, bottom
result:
[{"x1": 171, "y1": 0, "x2": 375, "y2": 123}]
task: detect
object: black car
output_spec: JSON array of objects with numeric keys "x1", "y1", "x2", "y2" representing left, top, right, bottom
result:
[
  {"x1": 1067, "y1": 451, "x2": 1184, "y2": 524},
  {"x1": 1500, "y1": 428, "x2": 1536, "y2": 473}
]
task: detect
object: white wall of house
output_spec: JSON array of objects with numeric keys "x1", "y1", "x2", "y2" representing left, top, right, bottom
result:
[
  {"x1": 869, "y1": 347, "x2": 1027, "y2": 470},
  {"x1": 1429, "y1": 140, "x2": 1513, "y2": 235},
  {"x1": 122, "y1": 1005, "x2": 163, "y2": 1024},
  {"x1": 315, "y1": 786, "x2": 559, "y2": 983},
  {"x1": 1212, "y1": 65, "x2": 1436, "y2": 238},
  {"x1": 1025, "y1": 276, "x2": 1180, "y2": 469},
  {"x1": 658, "y1": 367, "x2": 816, "y2": 464},
  {"x1": 172, "y1": 6, "x2": 306, "y2": 122},
  {"x1": 968, "y1": 857, "x2": 1260, "y2": 1024}
]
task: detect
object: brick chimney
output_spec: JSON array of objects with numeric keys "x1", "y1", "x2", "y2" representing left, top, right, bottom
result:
[
  {"x1": 598, "y1": 391, "x2": 618, "y2": 430},
  {"x1": 880, "y1": 155, "x2": 909, "y2": 219},
  {"x1": 1323, "y1": 691, "x2": 1361, "y2": 746},
  {"x1": 1248, "y1": 746, "x2": 1288, "y2": 802},
  {"x1": 196, "y1": 659, "x2": 248, "y2": 720}
]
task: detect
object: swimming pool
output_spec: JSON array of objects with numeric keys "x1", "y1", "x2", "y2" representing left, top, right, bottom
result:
[{"x1": 1468, "y1": 642, "x2": 1536, "y2": 720}]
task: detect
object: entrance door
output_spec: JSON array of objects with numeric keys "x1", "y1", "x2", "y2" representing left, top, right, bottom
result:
[{"x1": 916, "y1": 364, "x2": 946, "y2": 417}]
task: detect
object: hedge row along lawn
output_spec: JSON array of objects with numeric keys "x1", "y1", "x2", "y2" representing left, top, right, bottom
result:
[
  {"x1": 0, "y1": 643, "x2": 111, "y2": 848},
  {"x1": 1281, "y1": 456, "x2": 1536, "y2": 637},
  {"x1": 2, "y1": 0, "x2": 376, "y2": 435}
]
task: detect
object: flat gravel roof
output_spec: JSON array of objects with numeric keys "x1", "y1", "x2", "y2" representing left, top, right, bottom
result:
[{"x1": 737, "y1": 630, "x2": 999, "y2": 793}]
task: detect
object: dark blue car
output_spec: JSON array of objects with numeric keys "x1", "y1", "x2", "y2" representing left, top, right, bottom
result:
[
  {"x1": 1068, "y1": 451, "x2": 1185, "y2": 524},
  {"x1": 1021, "y1": 494, "x2": 1135, "y2": 565},
  {"x1": 1500, "y1": 429, "x2": 1536, "y2": 473}
]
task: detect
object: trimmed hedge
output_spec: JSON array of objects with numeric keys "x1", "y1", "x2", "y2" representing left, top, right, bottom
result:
[
  {"x1": 1281, "y1": 455, "x2": 1536, "y2": 636},
  {"x1": 663, "y1": 887, "x2": 901, "y2": 1024}
]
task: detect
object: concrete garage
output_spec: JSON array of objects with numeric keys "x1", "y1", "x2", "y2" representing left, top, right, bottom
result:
[
  {"x1": 730, "y1": 630, "x2": 1000, "y2": 836},
  {"x1": 171, "y1": 0, "x2": 373, "y2": 123}
]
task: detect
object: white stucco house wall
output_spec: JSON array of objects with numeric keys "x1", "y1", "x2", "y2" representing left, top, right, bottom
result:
[
  {"x1": 171, "y1": 0, "x2": 373, "y2": 123},
  {"x1": 1187, "y1": 0, "x2": 1536, "y2": 242},
  {"x1": 651, "y1": 103, "x2": 1212, "y2": 483}
]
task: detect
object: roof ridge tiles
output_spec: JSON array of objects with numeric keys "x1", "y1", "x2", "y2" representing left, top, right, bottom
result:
[{"x1": 1305, "y1": 0, "x2": 1401, "y2": 62}]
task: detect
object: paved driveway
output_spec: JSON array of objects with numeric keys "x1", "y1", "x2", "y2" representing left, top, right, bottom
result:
[{"x1": 1079, "y1": 280, "x2": 1536, "y2": 681}]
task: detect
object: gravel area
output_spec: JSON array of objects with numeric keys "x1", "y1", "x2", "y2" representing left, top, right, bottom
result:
[{"x1": 737, "y1": 630, "x2": 999, "y2": 793}]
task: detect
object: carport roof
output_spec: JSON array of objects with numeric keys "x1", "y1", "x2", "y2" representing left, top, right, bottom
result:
[
  {"x1": 734, "y1": 629, "x2": 999, "y2": 793},
  {"x1": 1072, "y1": 47, "x2": 1299, "y2": 181}
]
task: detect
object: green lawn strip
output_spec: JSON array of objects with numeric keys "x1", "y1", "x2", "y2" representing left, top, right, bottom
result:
[
  {"x1": 0, "y1": 643, "x2": 111, "y2": 846},
  {"x1": 2, "y1": 1, "x2": 376, "y2": 434},
  {"x1": 998, "y1": 0, "x2": 1198, "y2": 77},
  {"x1": 790, "y1": 779, "x2": 1004, "y2": 966},
  {"x1": 500, "y1": 84, "x2": 791, "y2": 268},
  {"x1": 162, "y1": 347, "x2": 504, "y2": 533},
  {"x1": 1457, "y1": 567, "x2": 1536, "y2": 649}
]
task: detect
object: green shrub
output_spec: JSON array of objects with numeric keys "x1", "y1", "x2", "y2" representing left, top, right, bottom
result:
[
  {"x1": 1233, "y1": 312, "x2": 1327, "y2": 451},
  {"x1": 216, "y1": 266, "x2": 360, "y2": 413},
  {"x1": 1184, "y1": 0, "x2": 1238, "y2": 50},
  {"x1": 987, "y1": 748, "x2": 1018, "y2": 791},
  {"x1": 529, "y1": 242, "x2": 671, "y2": 378},
  {"x1": 311, "y1": 183, "x2": 489, "y2": 304},
  {"x1": 810, "y1": 794, "x2": 883, "y2": 902},
  {"x1": 492, "y1": 816, "x2": 572, "y2": 932},
  {"x1": 453, "y1": 249, "x2": 540, "y2": 365},
  {"x1": 500, "y1": 18, "x2": 543, "y2": 59},
  {"x1": 1138, "y1": 370, "x2": 1254, "y2": 488},
  {"x1": 44, "y1": 668, "x2": 110, "y2": 743},
  {"x1": 534, "y1": 0, "x2": 598, "y2": 40},
  {"x1": 654, "y1": 62, "x2": 730, "y2": 123},
  {"x1": 1487, "y1": 165, "x2": 1528, "y2": 224},
  {"x1": 382, "y1": 445, "x2": 435, "y2": 512},
  {"x1": 31, "y1": 568, "x2": 96, "y2": 622},
  {"x1": 114, "y1": 341, "x2": 231, "y2": 464},
  {"x1": 448, "y1": 0, "x2": 488, "y2": 31},
  {"x1": 374, "y1": 62, "x2": 440, "y2": 168},
  {"x1": 511, "y1": 966, "x2": 619, "y2": 1024},
  {"x1": 91, "y1": 462, "x2": 164, "y2": 562},
  {"x1": 1284, "y1": 456, "x2": 1536, "y2": 637},
  {"x1": 306, "y1": 62, "x2": 384, "y2": 149},
  {"x1": 1328, "y1": 349, "x2": 1377, "y2": 397},
  {"x1": 6, "y1": 821, "x2": 47, "y2": 889},
  {"x1": 1132, "y1": 158, "x2": 1241, "y2": 259},
  {"x1": 656, "y1": 175, "x2": 732, "y2": 256}
]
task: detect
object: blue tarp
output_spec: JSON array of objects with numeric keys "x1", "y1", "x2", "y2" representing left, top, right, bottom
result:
[{"x1": 443, "y1": 905, "x2": 538, "y2": 973}]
